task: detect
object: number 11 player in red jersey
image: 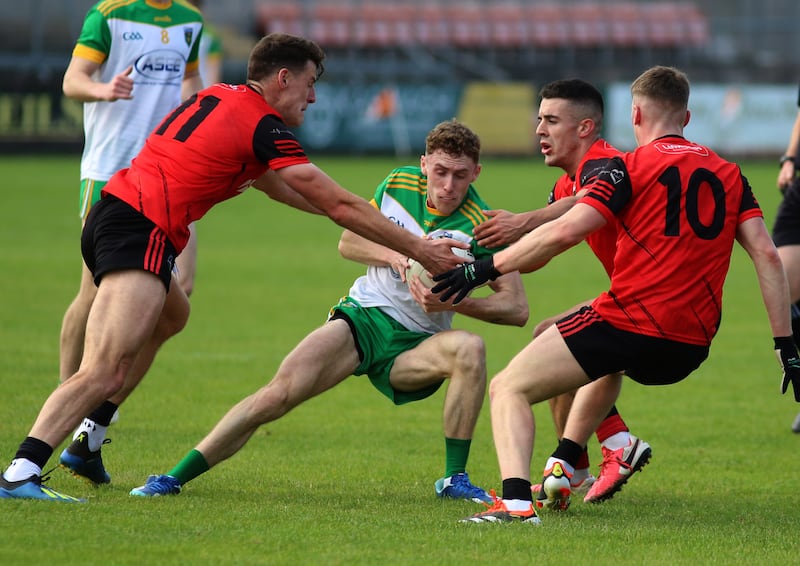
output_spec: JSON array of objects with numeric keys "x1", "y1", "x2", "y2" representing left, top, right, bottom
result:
[
  {"x1": 0, "y1": 33, "x2": 465, "y2": 502},
  {"x1": 433, "y1": 66, "x2": 800, "y2": 524}
]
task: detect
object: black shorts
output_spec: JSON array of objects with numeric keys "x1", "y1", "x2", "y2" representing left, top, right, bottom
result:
[
  {"x1": 81, "y1": 195, "x2": 177, "y2": 291},
  {"x1": 772, "y1": 178, "x2": 800, "y2": 247},
  {"x1": 557, "y1": 306, "x2": 709, "y2": 386}
]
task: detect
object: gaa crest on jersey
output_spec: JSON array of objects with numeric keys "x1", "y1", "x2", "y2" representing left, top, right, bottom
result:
[{"x1": 184, "y1": 27, "x2": 194, "y2": 47}]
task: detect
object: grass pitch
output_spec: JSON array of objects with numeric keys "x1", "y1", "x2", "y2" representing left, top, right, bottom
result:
[{"x1": 0, "y1": 154, "x2": 798, "y2": 565}]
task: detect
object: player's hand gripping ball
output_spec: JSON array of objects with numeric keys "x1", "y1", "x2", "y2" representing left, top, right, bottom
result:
[{"x1": 406, "y1": 247, "x2": 474, "y2": 288}]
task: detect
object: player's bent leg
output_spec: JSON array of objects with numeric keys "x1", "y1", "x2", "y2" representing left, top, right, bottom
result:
[
  {"x1": 562, "y1": 375, "x2": 622, "y2": 452},
  {"x1": 561, "y1": 375, "x2": 651, "y2": 503},
  {"x1": 61, "y1": 278, "x2": 188, "y2": 485},
  {"x1": 59, "y1": 263, "x2": 97, "y2": 381},
  {"x1": 776, "y1": 245, "x2": 800, "y2": 304},
  {"x1": 530, "y1": 387, "x2": 598, "y2": 498},
  {"x1": 392, "y1": 330, "x2": 487, "y2": 438},
  {"x1": 194, "y1": 320, "x2": 360, "y2": 469},
  {"x1": 548, "y1": 390, "x2": 577, "y2": 439},
  {"x1": 109, "y1": 281, "x2": 190, "y2": 404},
  {"x1": 33, "y1": 272, "x2": 166, "y2": 447},
  {"x1": 175, "y1": 222, "x2": 198, "y2": 297},
  {"x1": 489, "y1": 325, "x2": 591, "y2": 482},
  {"x1": 391, "y1": 330, "x2": 492, "y2": 503}
]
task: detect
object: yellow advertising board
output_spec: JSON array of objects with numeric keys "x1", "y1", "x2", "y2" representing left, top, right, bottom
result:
[{"x1": 457, "y1": 82, "x2": 536, "y2": 156}]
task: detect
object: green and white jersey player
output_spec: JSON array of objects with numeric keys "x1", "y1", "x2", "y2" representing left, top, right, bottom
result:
[
  {"x1": 56, "y1": 0, "x2": 204, "y2": 485},
  {"x1": 129, "y1": 120, "x2": 530, "y2": 504},
  {"x1": 66, "y1": 0, "x2": 204, "y2": 213},
  {"x1": 346, "y1": 164, "x2": 495, "y2": 335}
]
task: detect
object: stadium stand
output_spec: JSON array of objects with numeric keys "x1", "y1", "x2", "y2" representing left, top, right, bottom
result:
[
  {"x1": 256, "y1": 3, "x2": 306, "y2": 37},
  {"x1": 250, "y1": 0, "x2": 713, "y2": 82},
  {"x1": 487, "y1": 2, "x2": 531, "y2": 50},
  {"x1": 254, "y1": 0, "x2": 709, "y2": 52}
]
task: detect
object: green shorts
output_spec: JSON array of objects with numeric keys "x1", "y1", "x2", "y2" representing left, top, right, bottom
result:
[
  {"x1": 329, "y1": 296, "x2": 444, "y2": 405},
  {"x1": 80, "y1": 179, "x2": 107, "y2": 220}
]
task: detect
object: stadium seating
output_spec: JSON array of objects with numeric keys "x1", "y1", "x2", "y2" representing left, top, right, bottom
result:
[
  {"x1": 607, "y1": 2, "x2": 650, "y2": 48},
  {"x1": 487, "y1": 2, "x2": 531, "y2": 49},
  {"x1": 253, "y1": 0, "x2": 709, "y2": 52},
  {"x1": 255, "y1": 3, "x2": 305, "y2": 37},
  {"x1": 355, "y1": 2, "x2": 416, "y2": 48}
]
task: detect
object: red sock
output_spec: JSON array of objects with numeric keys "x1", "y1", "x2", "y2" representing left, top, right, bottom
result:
[{"x1": 595, "y1": 413, "x2": 629, "y2": 443}]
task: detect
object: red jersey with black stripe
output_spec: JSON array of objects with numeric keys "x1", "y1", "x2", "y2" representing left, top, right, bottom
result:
[
  {"x1": 102, "y1": 83, "x2": 310, "y2": 252},
  {"x1": 550, "y1": 139, "x2": 620, "y2": 276},
  {"x1": 577, "y1": 135, "x2": 763, "y2": 346}
]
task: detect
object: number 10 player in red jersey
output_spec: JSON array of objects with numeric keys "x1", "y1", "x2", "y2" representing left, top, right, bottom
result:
[
  {"x1": 433, "y1": 65, "x2": 800, "y2": 524},
  {"x1": 0, "y1": 33, "x2": 466, "y2": 502}
]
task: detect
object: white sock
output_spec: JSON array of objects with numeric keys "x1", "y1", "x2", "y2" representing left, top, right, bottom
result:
[
  {"x1": 544, "y1": 457, "x2": 575, "y2": 476},
  {"x1": 503, "y1": 498, "x2": 533, "y2": 511},
  {"x1": 3, "y1": 458, "x2": 42, "y2": 483},
  {"x1": 73, "y1": 418, "x2": 108, "y2": 452},
  {"x1": 571, "y1": 467, "x2": 592, "y2": 485},
  {"x1": 602, "y1": 431, "x2": 631, "y2": 451}
]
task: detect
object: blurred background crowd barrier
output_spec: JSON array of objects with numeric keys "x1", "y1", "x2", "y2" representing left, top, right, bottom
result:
[{"x1": 0, "y1": 0, "x2": 798, "y2": 156}]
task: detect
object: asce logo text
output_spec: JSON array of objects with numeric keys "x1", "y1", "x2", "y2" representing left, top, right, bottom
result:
[{"x1": 134, "y1": 49, "x2": 184, "y2": 80}]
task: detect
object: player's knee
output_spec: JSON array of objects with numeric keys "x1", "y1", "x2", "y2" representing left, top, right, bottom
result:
[
  {"x1": 74, "y1": 366, "x2": 127, "y2": 401},
  {"x1": 453, "y1": 333, "x2": 486, "y2": 381},
  {"x1": 488, "y1": 370, "x2": 516, "y2": 401},
  {"x1": 252, "y1": 380, "x2": 293, "y2": 421}
]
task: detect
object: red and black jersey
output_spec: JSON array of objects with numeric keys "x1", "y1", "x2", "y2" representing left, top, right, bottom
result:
[
  {"x1": 579, "y1": 135, "x2": 762, "y2": 346},
  {"x1": 550, "y1": 139, "x2": 620, "y2": 276},
  {"x1": 103, "y1": 83, "x2": 310, "y2": 252}
]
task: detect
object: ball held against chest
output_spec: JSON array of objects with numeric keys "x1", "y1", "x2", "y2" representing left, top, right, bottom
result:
[{"x1": 406, "y1": 247, "x2": 474, "y2": 288}]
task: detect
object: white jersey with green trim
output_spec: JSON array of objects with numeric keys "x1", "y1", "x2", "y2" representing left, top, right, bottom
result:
[
  {"x1": 75, "y1": 0, "x2": 203, "y2": 182},
  {"x1": 347, "y1": 166, "x2": 494, "y2": 334}
]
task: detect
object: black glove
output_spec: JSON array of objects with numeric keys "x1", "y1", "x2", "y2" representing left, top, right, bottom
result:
[
  {"x1": 774, "y1": 336, "x2": 800, "y2": 402},
  {"x1": 431, "y1": 256, "x2": 501, "y2": 305}
]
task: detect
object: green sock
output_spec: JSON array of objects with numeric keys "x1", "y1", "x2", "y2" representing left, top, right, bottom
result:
[
  {"x1": 444, "y1": 438, "x2": 471, "y2": 477},
  {"x1": 167, "y1": 449, "x2": 210, "y2": 485}
]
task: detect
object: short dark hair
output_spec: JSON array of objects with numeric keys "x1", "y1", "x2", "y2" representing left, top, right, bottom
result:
[
  {"x1": 247, "y1": 33, "x2": 325, "y2": 82},
  {"x1": 539, "y1": 79, "x2": 604, "y2": 126},
  {"x1": 425, "y1": 119, "x2": 481, "y2": 164}
]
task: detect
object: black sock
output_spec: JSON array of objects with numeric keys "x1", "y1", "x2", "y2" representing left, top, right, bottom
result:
[
  {"x1": 551, "y1": 438, "x2": 585, "y2": 469},
  {"x1": 502, "y1": 477, "x2": 532, "y2": 501},
  {"x1": 88, "y1": 401, "x2": 119, "y2": 427},
  {"x1": 15, "y1": 437, "x2": 53, "y2": 469}
]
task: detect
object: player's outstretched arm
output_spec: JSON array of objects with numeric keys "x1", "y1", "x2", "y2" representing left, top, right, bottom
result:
[
  {"x1": 252, "y1": 170, "x2": 323, "y2": 214},
  {"x1": 474, "y1": 199, "x2": 577, "y2": 249},
  {"x1": 276, "y1": 163, "x2": 465, "y2": 274},
  {"x1": 338, "y1": 229, "x2": 408, "y2": 278},
  {"x1": 737, "y1": 217, "x2": 793, "y2": 340},
  {"x1": 737, "y1": 216, "x2": 800, "y2": 400}
]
